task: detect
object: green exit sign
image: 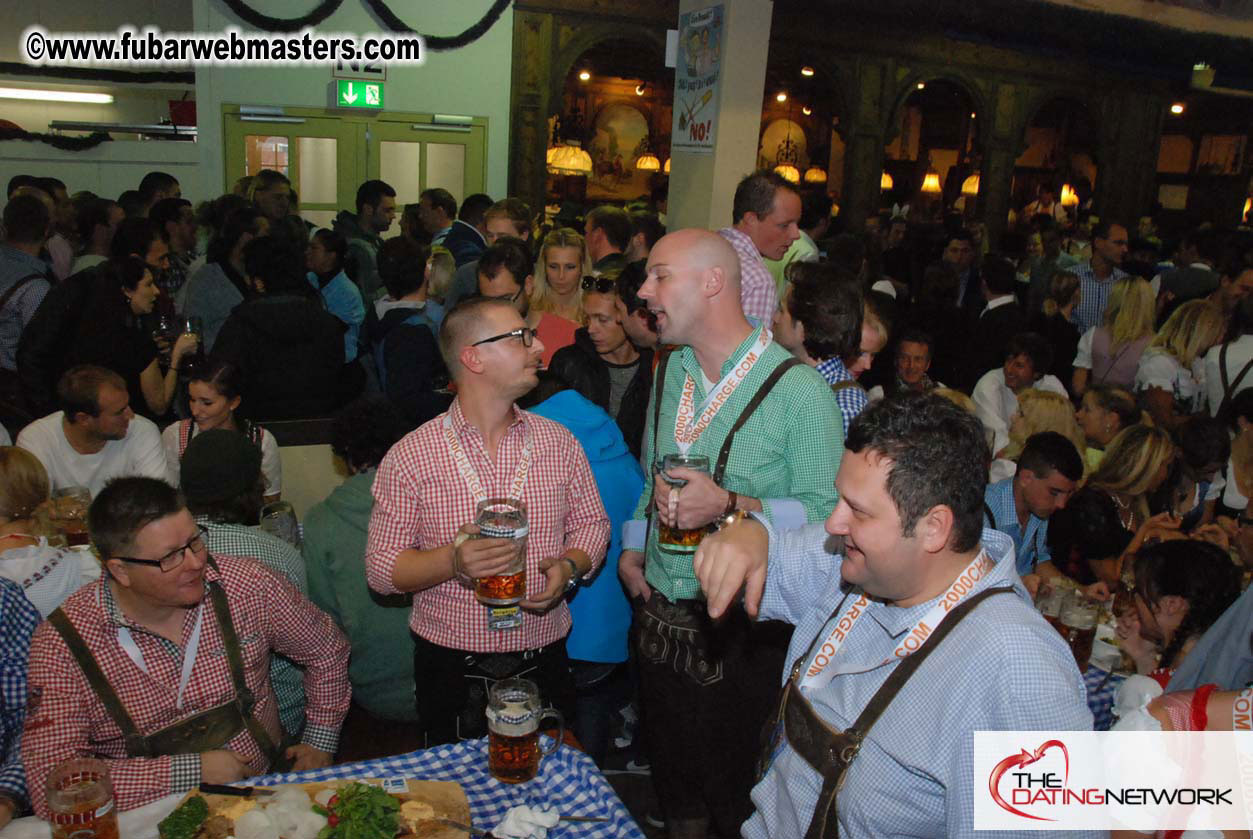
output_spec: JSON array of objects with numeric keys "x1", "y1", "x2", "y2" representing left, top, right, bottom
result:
[{"x1": 334, "y1": 79, "x2": 384, "y2": 110}]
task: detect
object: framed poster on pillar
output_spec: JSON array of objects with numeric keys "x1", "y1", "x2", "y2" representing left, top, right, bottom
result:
[{"x1": 670, "y1": 4, "x2": 723, "y2": 154}]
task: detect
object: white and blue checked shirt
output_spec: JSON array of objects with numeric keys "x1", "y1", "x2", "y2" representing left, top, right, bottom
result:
[
  {"x1": 0, "y1": 577, "x2": 41, "y2": 808},
  {"x1": 745, "y1": 523, "x2": 1096, "y2": 839},
  {"x1": 983, "y1": 477, "x2": 1051, "y2": 576},
  {"x1": 1071, "y1": 260, "x2": 1129, "y2": 334},
  {"x1": 815, "y1": 357, "x2": 867, "y2": 438}
]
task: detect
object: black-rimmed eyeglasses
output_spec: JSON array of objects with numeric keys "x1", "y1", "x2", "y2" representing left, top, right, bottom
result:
[
  {"x1": 113, "y1": 525, "x2": 209, "y2": 572},
  {"x1": 580, "y1": 275, "x2": 615, "y2": 294},
  {"x1": 472, "y1": 327, "x2": 536, "y2": 348}
]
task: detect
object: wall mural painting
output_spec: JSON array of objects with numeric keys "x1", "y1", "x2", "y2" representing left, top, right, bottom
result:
[{"x1": 587, "y1": 103, "x2": 653, "y2": 201}]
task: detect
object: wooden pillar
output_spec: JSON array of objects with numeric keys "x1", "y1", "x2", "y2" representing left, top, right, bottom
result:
[
  {"x1": 839, "y1": 58, "x2": 891, "y2": 232},
  {"x1": 979, "y1": 82, "x2": 1023, "y2": 249},
  {"x1": 508, "y1": 10, "x2": 556, "y2": 223}
]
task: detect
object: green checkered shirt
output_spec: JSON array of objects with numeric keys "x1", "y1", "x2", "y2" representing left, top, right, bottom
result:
[
  {"x1": 195, "y1": 517, "x2": 309, "y2": 739},
  {"x1": 630, "y1": 327, "x2": 844, "y2": 601}
]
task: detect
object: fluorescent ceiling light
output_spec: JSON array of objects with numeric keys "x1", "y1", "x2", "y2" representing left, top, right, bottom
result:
[{"x1": 0, "y1": 87, "x2": 113, "y2": 104}]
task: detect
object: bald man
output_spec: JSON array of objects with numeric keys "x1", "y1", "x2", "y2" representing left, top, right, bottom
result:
[
  {"x1": 619, "y1": 229, "x2": 843, "y2": 838},
  {"x1": 365, "y1": 297, "x2": 609, "y2": 746}
]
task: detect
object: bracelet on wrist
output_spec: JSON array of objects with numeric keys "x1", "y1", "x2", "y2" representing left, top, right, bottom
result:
[
  {"x1": 560, "y1": 555, "x2": 581, "y2": 592},
  {"x1": 723, "y1": 490, "x2": 738, "y2": 516}
]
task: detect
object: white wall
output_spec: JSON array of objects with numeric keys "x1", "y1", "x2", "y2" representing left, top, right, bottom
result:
[
  {"x1": 193, "y1": 0, "x2": 514, "y2": 203},
  {"x1": 0, "y1": 140, "x2": 199, "y2": 203}
]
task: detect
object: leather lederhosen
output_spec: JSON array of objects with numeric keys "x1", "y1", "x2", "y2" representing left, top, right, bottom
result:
[
  {"x1": 48, "y1": 576, "x2": 287, "y2": 770},
  {"x1": 758, "y1": 585, "x2": 1015, "y2": 839}
]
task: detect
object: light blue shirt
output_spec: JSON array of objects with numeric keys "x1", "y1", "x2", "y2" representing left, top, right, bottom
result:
[
  {"x1": 983, "y1": 477, "x2": 1051, "y2": 576},
  {"x1": 1071, "y1": 261, "x2": 1129, "y2": 334},
  {"x1": 746, "y1": 523, "x2": 1096, "y2": 839},
  {"x1": 1168, "y1": 582, "x2": 1253, "y2": 692},
  {"x1": 308, "y1": 270, "x2": 365, "y2": 362}
]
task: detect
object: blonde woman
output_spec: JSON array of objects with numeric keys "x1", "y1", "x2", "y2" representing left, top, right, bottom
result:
[
  {"x1": 0, "y1": 447, "x2": 99, "y2": 617},
  {"x1": 530, "y1": 227, "x2": 588, "y2": 324},
  {"x1": 993, "y1": 390, "x2": 1088, "y2": 481},
  {"x1": 1073, "y1": 277, "x2": 1156, "y2": 396},
  {"x1": 1135, "y1": 299, "x2": 1226, "y2": 428},
  {"x1": 1075, "y1": 384, "x2": 1144, "y2": 470}
]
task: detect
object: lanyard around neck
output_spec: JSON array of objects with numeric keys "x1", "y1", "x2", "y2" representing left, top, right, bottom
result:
[
  {"x1": 442, "y1": 410, "x2": 533, "y2": 505},
  {"x1": 116, "y1": 601, "x2": 206, "y2": 712},
  {"x1": 673, "y1": 330, "x2": 769, "y2": 455}
]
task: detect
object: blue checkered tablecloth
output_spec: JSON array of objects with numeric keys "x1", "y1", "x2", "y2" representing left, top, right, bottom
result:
[
  {"x1": 1084, "y1": 664, "x2": 1127, "y2": 731},
  {"x1": 244, "y1": 737, "x2": 644, "y2": 838}
]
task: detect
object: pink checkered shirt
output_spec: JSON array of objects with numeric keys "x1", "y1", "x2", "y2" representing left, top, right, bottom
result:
[
  {"x1": 365, "y1": 400, "x2": 609, "y2": 653},
  {"x1": 22, "y1": 555, "x2": 350, "y2": 818},
  {"x1": 719, "y1": 226, "x2": 779, "y2": 327}
]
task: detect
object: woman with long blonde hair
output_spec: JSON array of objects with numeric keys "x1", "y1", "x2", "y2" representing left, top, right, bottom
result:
[
  {"x1": 1135, "y1": 299, "x2": 1225, "y2": 428},
  {"x1": 1073, "y1": 277, "x2": 1156, "y2": 396},
  {"x1": 995, "y1": 390, "x2": 1088, "y2": 480},
  {"x1": 530, "y1": 227, "x2": 588, "y2": 324}
]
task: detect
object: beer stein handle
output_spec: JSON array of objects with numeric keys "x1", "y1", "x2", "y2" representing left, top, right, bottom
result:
[{"x1": 539, "y1": 708, "x2": 564, "y2": 756}]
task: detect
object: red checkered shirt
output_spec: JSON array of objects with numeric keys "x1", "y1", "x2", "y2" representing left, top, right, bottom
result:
[
  {"x1": 365, "y1": 400, "x2": 609, "y2": 653},
  {"x1": 719, "y1": 226, "x2": 779, "y2": 327},
  {"x1": 22, "y1": 555, "x2": 350, "y2": 818}
]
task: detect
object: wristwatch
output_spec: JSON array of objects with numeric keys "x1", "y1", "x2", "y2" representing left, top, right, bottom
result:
[
  {"x1": 717, "y1": 510, "x2": 754, "y2": 531},
  {"x1": 560, "y1": 555, "x2": 582, "y2": 592}
]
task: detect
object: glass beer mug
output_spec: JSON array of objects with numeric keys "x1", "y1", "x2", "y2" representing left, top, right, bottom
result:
[
  {"x1": 486, "y1": 677, "x2": 563, "y2": 784},
  {"x1": 474, "y1": 498, "x2": 528, "y2": 606},
  {"x1": 47, "y1": 758, "x2": 119, "y2": 839},
  {"x1": 656, "y1": 453, "x2": 711, "y2": 554},
  {"x1": 1060, "y1": 597, "x2": 1098, "y2": 671}
]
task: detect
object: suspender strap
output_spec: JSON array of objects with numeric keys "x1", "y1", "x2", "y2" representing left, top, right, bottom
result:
[
  {"x1": 0, "y1": 274, "x2": 43, "y2": 314},
  {"x1": 649, "y1": 348, "x2": 673, "y2": 461},
  {"x1": 46, "y1": 608, "x2": 150, "y2": 757},
  {"x1": 1217, "y1": 341, "x2": 1253, "y2": 421},
  {"x1": 713, "y1": 358, "x2": 803, "y2": 484},
  {"x1": 204, "y1": 574, "x2": 284, "y2": 766},
  {"x1": 790, "y1": 585, "x2": 1016, "y2": 839}
]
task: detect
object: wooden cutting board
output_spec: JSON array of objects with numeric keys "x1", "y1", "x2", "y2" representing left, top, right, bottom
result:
[{"x1": 184, "y1": 777, "x2": 471, "y2": 838}]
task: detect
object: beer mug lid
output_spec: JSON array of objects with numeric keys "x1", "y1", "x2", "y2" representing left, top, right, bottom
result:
[{"x1": 480, "y1": 524, "x2": 529, "y2": 539}]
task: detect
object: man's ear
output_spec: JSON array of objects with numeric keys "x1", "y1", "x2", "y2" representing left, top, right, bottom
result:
[
  {"x1": 1158, "y1": 594, "x2": 1189, "y2": 618},
  {"x1": 524, "y1": 274, "x2": 535, "y2": 298},
  {"x1": 917, "y1": 504, "x2": 955, "y2": 554},
  {"x1": 105, "y1": 558, "x2": 130, "y2": 587},
  {"x1": 704, "y1": 266, "x2": 726, "y2": 297},
  {"x1": 459, "y1": 345, "x2": 485, "y2": 374}
]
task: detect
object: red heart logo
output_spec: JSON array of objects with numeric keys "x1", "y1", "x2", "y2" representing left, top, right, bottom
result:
[{"x1": 988, "y1": 740, "x2": 1069, "y2": 821}]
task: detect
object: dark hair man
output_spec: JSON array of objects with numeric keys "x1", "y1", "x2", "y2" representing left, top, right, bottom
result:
[
  {"x1": 692, "y1": 393, "x2": 1093, "y2": 837},
  {"x1": 971, "y1": 332, "x2": 1067, "y2": 456},
  {"x1": 364, "y1": 296, "x2": 610, "y2": 746},
  {"x1": 31, "y1": 177, "x2": 74, "y2": 281},
  {"x1": 983, "y1": 430, "x2": 1083, "y2": 577},
  {"x1": 180, "y1": 429, "x2": 310, "y2": 737},
  {"x1": 765, "y1": 189, "x2": 831, "y2": 295},
  {"x1": 937, "y1": 230, "x2": 980, "y2": 312},
  {"x1": 22, "y1": 476, "x2": 350, "y2": 818},
  {"x1": 722, "y1": 171, "x2": 800, "y2": 327},
  {"x1": 16, "y1": 365, "x2": 164, "y2": 496},
  {"x1": 333, "y1": 179, "x2": 397, "y2": 301},
  {"x1": 620, "y1": 228, "x2": 842, "y2": 839},
  {"x1": 0, "y1": 195, "x2": 53, "y2": 375},
  {"x1": 137, "y1": 170, "x2": 181, "y2": 215},
  {"x1": 541, "y1": 271, "x2": 655, "y2": 458},
  {"x1": 441, "y1": 193, "x2": 493, "y2": 268},
  {"x1": 626, "y1": 211, "x2": 665, "y2": 263},
  {"x1": 417, "y1": 188, "x2": 457, "y2": 244},
  {"x1": 1072, "y1": 219, "x2": 1130, "y2": 333},
  {"x1": 958, "y1": 252, "x2": 1026, "y2": 391},
  {"x1": 149, "y1": 197, "x2": 197, "y2": 299},
  {"x1": 445, "y1": 198, "x2": 533, "y2": 311},
  {"x1": 772, "y1": 263, "x2": 866, "y2": 436},
  {"x1": 71, "y1": 197, "x2": 124, "y2": 275},
  {"x1": 867, "y1": 328, "x2": 941, "y2": 401},
  {"x1": 614, "y1": 259, "x2": 658, "y2": 351},
  {"x1": 477, "y1": 238, "x2": 576, "y2": 368},
  {"x1": 584, "y1": 205, "x2": 631, "y2": 275}
]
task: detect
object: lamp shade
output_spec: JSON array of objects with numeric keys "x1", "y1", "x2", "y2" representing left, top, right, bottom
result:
[
  {"x1": 664, "y1": 157, "x2": 670, "y2": 174},
  {"x1": 920, "y1": 172, "x2": 942, "y2": 195},
  {"x1": 961, "y1": 173, "x2": 980, "y2": 197},
  {"x1": 1060, "y1": 184, "x2": 1080, "y2": 207},
  {"x1": 803, "y1": 166, "x2": 828, "y2": 183},
  {"x1": 880, "y1": 171, "x2": 894, "y2": 191},
  {"x1": 1244, "y1": 196, "x2": 1251, "y2": 221},
  {"x1": 635, "y1": 153, "x2": 661, "y2": 171},
  {"x1": 545, "y1": 146, "x2": 560, "y2": 165},
  {"x1": 547, "y1": 142, "x2": 593, "y2": 176},
  {"x1": 774, "y1": 163, "x2": 800, "y2": 183}
]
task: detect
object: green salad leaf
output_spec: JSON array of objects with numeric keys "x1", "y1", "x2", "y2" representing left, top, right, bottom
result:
[
  {"x1": 315, "y1": 781, "x2": 402, "y2": 839},
  {"x1": 158, "y1": 794, "x2": 209, "y2": 839}
]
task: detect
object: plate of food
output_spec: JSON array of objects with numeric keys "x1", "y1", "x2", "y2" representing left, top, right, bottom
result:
[{"x1": 158, "y1": 778, "x2": 471, "y2": 839}]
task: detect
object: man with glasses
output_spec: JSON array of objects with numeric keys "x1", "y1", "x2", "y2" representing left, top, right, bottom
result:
[
  {"x1": 446, "y1": 198, "x2": 534, "y2": 310},
  {"x1": 365, "y1": 296, "x2": 609, "y2": 747},
  {"x1": 21, "y1": 477, "x2": 350, "y2": 818},
  {"x1": 540, "y1": 265, "x2": 654, "y2": 458},
  {"x1": 476, "y1": 237, "x2": 576, "y2": 369}
]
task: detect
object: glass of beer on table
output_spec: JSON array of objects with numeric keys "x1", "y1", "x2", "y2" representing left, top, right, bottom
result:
[
  {"x1": 46, "y1": 757, "x2": 119, "y2": 839},
  {"x1": 49, "y1": 486, "x2": 92, "y2": 548},
  {"x1": 486, "y1": 677, "x2": 563, "y2": 784},
  {"x1": 474, "y1": 498, "x2": 528, "y2": 606},
  {"x1": 656, "y1": 453, "x2": 711, "y2": 554},
  {"x1": 1060, "y1": 597, "x2": 1098, "y2": 670}
]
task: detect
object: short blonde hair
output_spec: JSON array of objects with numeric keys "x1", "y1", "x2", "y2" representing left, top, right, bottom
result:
[
  {"x1": 1104, "y1": 277, "x2": 1155, "y2": 349},
  {"x1": 934, "y1": 387, "x2": 977, "y2": 415},
  {"x1": 531, "y1": 228, "x2": 589, "y2": 319},
  {"x1": 0, "y1": 447, "x2": 50, "y2": 522},
  {"x1": 1151, "y1": 299, "x2": 1226, "y2": 368},
  {"x1": 1005, "y1": 390, "x2": 1087, "y2": 465},
  {"x1": 425, "y1": 246, "x2": 455, "y2": 302}
]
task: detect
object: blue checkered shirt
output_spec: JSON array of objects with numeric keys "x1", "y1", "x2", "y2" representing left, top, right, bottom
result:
[
  {"x1": 982, "y1": 477, "x2": 1051, "y2": 576},
  {"x1": 1071, "y1": 261, "x2": 1128, "y2": 334},
  {"x1": 0, "y1": 578, "x2": 41, "y2": 808},
  {"x1": 815, "y1": 356, "x2": 867, "y2": 438},
  {"x1": 0, "y1": 246, "x2": 51, "y2": 372},
  {"x1": 746, "y1": 523, "x2": 1096, "y2": 839}
]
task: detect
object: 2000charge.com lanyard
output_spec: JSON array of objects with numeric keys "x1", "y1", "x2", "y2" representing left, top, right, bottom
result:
[
  {"x1": 442, "y1": 412, "x2": 533, "y2": 504},
  {"x1": 800, "y1": 550, "x2": 998, "y2": 692},
  {"x1": 672, "y1": 330, "x2": 770, "y2": 454}
]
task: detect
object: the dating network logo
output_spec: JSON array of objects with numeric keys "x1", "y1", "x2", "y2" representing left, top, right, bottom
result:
[{"x1": 988, "y1": 739, "x2": 1070, "y2": 821}]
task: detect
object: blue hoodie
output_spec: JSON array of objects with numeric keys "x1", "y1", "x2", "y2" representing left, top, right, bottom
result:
[{"x1": 530, "y1": 390, "x2": 644, "y2": 663}]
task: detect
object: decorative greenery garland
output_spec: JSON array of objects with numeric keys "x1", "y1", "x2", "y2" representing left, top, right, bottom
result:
[
  {"x1": 218, "y1": 0, "x2": 345, "y2": 34},
  {"x1": 360, "y1": 0, "x2": 512, "y2": 50},
  {"x1": 0, "y1": 123, "x2": 112, "y2": 151}
]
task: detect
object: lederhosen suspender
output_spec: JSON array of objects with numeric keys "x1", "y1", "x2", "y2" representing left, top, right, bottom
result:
[
  {"x1": 761, "y1": 585, "x2": 1015, "y2": 839},
  {"x1": 47, "y1": 572, "x2": 284, "y2": 767},
  {"x1": 649, "y1": 349, "x2": 803, "y2": 485}
]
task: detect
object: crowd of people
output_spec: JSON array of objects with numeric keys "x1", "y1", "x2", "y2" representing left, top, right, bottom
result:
[{"x1": 0, "y1": 163, "x2": 1250, "y2": 838}]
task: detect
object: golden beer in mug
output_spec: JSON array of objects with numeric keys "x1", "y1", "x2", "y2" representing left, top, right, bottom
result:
[
  {"x1": 656, "y1": 454, "x2": 712, "y2": 554},
  {"x1": 486, "y1": 678, "x2": 563, "y2": 784},
  {"x1": 474, "y1": 498, "x2": 528, "y2": 607},
  {"x1": 47, "y1": 758, "x2": 120, "y2": 839}
]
